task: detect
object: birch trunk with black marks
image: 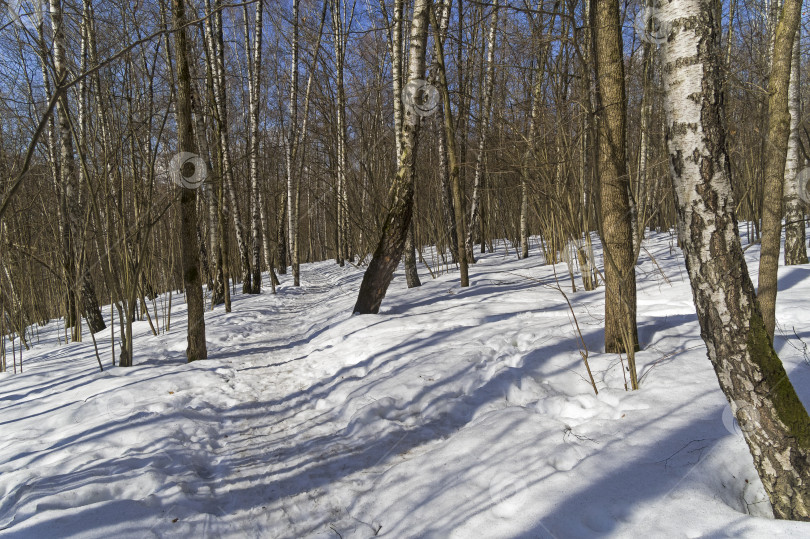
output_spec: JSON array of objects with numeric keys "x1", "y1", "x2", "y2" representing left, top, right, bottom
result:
[
  {"x1": 353, "y1": 0, "x2": 430, "y2": 313},
  {"x1": 49, "y1": 0, "x2": 105, "y2": 338},
  {"x1": 172, "y1": 0, "x2": 207, "y2": 362},
  {"x1": 207, "y1": 0, "x2": 252, "y2": 293},
  {"x1": 201, "y1": 11, "x2": 230, "y2": 309},
  {"x1": 662, "y1": 0, "x2": 810, "y2": 519},
  {"x1": 245, "y1": 0, "x2": 264, "y2": 293},
  {"x1": 428, "y1": 0, "x2": 457, "y2": 263},
  {"x1": 287, "y1": 0, "x2": 301, "y2": 282},
  {"x1": 635, "y1": 0, "x2": 655, "y2": 254},
  {"x1": 191, "y1": 82, "x2": 225, "y2": 306},
  {"x1": 258, "y1": 188, "x2": 277, "y2": 293},
  {"x1": 388, "y1": 0, "x2": 421, "y2": 288},
  {"x1": 520, "y1": 60, "x2": 536, "y2": 261},
  {"x1": 465, "y1": 0, "x2": 499, "y2": 264},
  {"x1": 783, "y1": 26, "x2": 806, "y2": 266},
  {"x1": 332, "y1": 0, "x2": 351, "y2": 269},
  {"x1": 430, "y1": 3, "x2": 469, "y2": 286}
]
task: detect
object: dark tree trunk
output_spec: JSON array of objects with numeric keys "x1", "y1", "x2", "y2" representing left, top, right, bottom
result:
[
  {"x1": 593, "y1": 0, "x2": 639, "y2": 360},
  {"x1": 404, "y1": 222, "x2": 421, "y2": 288},
  {"x1": 173, "y1": 0, "x2": 207, "y2": 362},
  {"x1": 758, "y1": 0, "x2": 804, "y2": 338}
]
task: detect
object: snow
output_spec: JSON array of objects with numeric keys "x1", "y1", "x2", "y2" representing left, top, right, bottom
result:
[{"x1": 2, "y1": 230, "x2": 810, "y2": 538}]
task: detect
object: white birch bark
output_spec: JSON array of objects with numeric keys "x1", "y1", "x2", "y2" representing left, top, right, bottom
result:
[
  {"x1": 245, "y1": 0, "x2": 264, "y2": 292},
  {"x1": 465, "y1": 0, "x2": 499, "y2": 262},
  {"x1": 662, "y1": 0, "x2": 810, "y2": 519},
  {"x1": 783, "y1": 26, "x2": 806, "y2": 265},
  {"x1": 287, "y1": 0, "x2": 300, "y2": 281}
]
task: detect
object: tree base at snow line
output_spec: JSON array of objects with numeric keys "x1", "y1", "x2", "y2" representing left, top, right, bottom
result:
[
  {"x1": 210, "y1": 274, "x2": 226, "y2": 306},
  {"x1": 594, "y1": 0, "x2": 638, "y2": 359},
  {"x1": 81, "y1": 277, "x2": 106, "y2": 334},
  {"x1": 784, "y1": 227, "x2": 808, "y2": 265},
  {"x1": 604, "y1": 338, "x2": 639, "y2": 354},
  {"x1": 404, "y1": 224, "x2": 421, "y2": 289},
  {"x1": 661, "y1": 0, "x2": 810, "y2": 518},
  {"x1": 241, "y1": 271, "x2": 254, "y2": 295},
  {"x1": 353, "y1": 175, "x2": 414, "y2": 314}
]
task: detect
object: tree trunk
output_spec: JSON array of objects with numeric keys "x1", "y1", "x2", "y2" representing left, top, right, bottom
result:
[
  {"x1": 636, "y1": 0, "x2": 654, "y2": 254},
  {"x1": 429, "y1": 0, "x2": 457, "y2": 263},
  {"x1": 198, "y1": 15, "x2": 226, "y2": 306},
  {"x1": 332, "y1": 0, "x2": 351, "y2": 270},
  {"x1": 593, "y1": 0, "x2": 638, "y2": 361},
  {"x1": 192, "y1": 83, "x2": 225, "y2": 306},
  {"x1": 437, "y1": 111, "x2": 458, "y2": 262},
  {"x1": 662, "y1": 0, "x2": 810, "y2": 519},
  {"x1": 758, "y1": 0, "x2": 803, "y2": 339},
  {"x1": 277, "y1": 190, "x2": 288, "y2": 274},
  {"x1": 246, "y1": 0, "x2": 264, "y2": 293},
  {"x1": 783, "y1": 25, "x2": 806, "y2": 266},
  {"x1": 288, "y1": 0, "x2": 301, "y2": 283},
  {"x1": 207, "y1": 0, "x2": 252, "y2": 294},
  {"x1": 466, "y1": 0, "x2": 499, "y2": 263},
  {"x1": 353, "y1": 0, "x2": 430, "y2": 313},
  {"x1": 430, "y1": 4, "x2": 469, "y2": 287},
  {"x1": 49, "y1": 0, "x2": 106, "y2": 338},
  {"x1": 404, "y1": 222, "x2": 421, "y2": 288},
  {"x1": 391, "y1": 0, "x2": 420, "y2": 285},
  {"x1": 172, "y1": 0, "x2": 207, "y2": 362}
]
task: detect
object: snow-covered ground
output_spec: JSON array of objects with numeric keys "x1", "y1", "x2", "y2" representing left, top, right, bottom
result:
[{"x1": 2, "y1": 230, "x2": 810, "y2": 538}]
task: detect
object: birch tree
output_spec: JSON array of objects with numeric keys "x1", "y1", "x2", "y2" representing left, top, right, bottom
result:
[
  {"x1": 245, "y1": 0, "x2": 264, "y2": 293},
  {"x1": 48, "y1": 0, "x2": 106, "y2": 339},
  {"x1": 330, "y1": 0, "x2": 348, "y2": 270},
  {"x1": 383, "y1": 0, "x2": 421, "y2": 288},
  {"x1": 353, "y1": 0, "x2": 430, "y2": 313},
  {"x1": 206, "y1": 0, "x2": 253, "y2": 294},
  {"x1": 782, "y1": 26, "x2": 806, "y2": 266},
  {"x1": 661, "y1": 0, "x2": 810, "y2": 518},
  {"x1": 287, "y1": 0, "x2": 301, "y2": 282},
  {"x1": 430, "y1": 1, "x2": 469, "y2": 287},
  {"x1": 466, "y1": 0, "x2": 499, "y2": 263}
]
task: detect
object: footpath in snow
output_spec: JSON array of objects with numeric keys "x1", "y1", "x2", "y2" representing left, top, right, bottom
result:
[{"x1": 2, "y1": 231, "x2": 810, "y2": 538}]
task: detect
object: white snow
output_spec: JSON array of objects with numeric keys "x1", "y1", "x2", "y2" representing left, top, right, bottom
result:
[{"x1": 2, "y1": 230, "x2": 810, "y2": 538}]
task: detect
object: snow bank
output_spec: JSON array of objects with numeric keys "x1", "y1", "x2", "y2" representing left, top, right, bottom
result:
[{"x1": 1, "y1": 231, "x2": 809, "y2": 538}]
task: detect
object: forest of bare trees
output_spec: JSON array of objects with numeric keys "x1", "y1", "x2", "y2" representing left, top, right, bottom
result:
[{"x1": 1, "y1": 0, "x2": 810, "y2": 522}]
